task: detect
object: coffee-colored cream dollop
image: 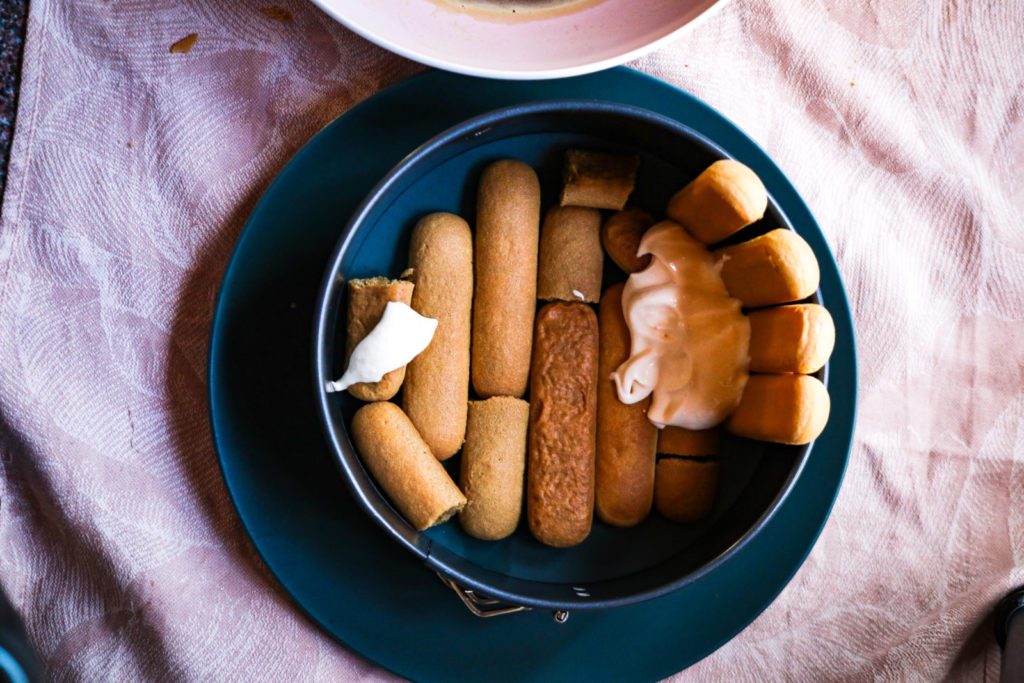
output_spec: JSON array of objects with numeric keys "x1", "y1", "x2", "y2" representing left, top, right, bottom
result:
[{"x1": 612, "y1": 221, "x2": 750, "y2": 430}]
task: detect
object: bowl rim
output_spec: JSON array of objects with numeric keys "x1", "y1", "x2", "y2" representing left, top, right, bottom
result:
[
  {"x1": 307, "y1": 0, "x2": 733, "y2": 80},
  {"x1": 312, "y1": 98, "x2": 818, "y2": 610}
]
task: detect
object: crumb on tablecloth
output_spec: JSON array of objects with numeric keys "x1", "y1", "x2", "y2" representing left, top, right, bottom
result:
[
  {"x1": 259, "y1": 7, "x2": 294, "y2": 23},
  {"x1": 170, "y1": 33, "x2": 198, "y2": 54}
]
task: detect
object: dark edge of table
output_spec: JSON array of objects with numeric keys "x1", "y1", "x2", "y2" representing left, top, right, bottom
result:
[{"x1": 0, "y1": 0, "x2": 28, "y2": 205}]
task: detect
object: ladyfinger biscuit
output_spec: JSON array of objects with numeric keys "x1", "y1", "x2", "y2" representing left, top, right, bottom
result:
[
  {"x1": 717, "y1": 229, "x2": 820, "y2": 308},
  {"x1": 560, "y1": 149, "x2": 639, "y2": 211},
  {"x1": 344, "y1": 277, "x2": 415, "y2": 401},
  {"x1": 748, "y1": 304, "x2": 835, "y2": 374},
  {"x1": 596, "y1": 284, "x2": 657, "y2": 528},
  {"x1": 403, "y1": 213, "x2": 473, "y2": 459},
  {"x1": 538, "y1": 206, "x2": 603, "y2": 303},
  {"x1": 601, "y1": 207, "x2": 654, "y2": 274},
  {"x1": 528, "y1": 302, "x2": 599, "y2": 548},
  {"x1": 658, "y1": 427, "x2": 720, "y2": 457},
  {"x1": 459, "y1": 397, "x2": 530, "y2": 541},
  {"x1": 351, "y1": 402, "x2": 467, "y2": 531},
  {"x1": 473, "y1": 160, "x2": 541, "y2": 398},
  {"x1": 654, "y1": 459, "x2": 719, "y2": 523},
  {"x1": 726, "y1": 374, "x2": 830, "y2": 445},
  {"x1": 666, "y1": 159, "x2": 768, "y2": 244}
]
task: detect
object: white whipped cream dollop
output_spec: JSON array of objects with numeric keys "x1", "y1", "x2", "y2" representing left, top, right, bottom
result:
[
  {"x1": 326, "y1": 301, "x2": 437, "y2": 393},
  {"x1": 612, "y1": 221, "x2": 750, "y2": 429}
]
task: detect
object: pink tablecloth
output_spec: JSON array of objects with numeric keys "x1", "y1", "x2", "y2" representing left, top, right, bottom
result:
[{"x1": 1, "y1": 0, "x2": 1021, "y2": 680}]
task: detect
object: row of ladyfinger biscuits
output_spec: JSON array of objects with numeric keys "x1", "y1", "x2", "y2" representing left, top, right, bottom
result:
[
  {"x1": 343, "y1": 211, "x2": 473, "y2": 532},
  {"x1": 345, "y1": 160, "x2": 539, "y2": 541},
  {"x1": 347, "y1": 158, "x2": 617, "y2": 544},
  {"x1": 344, "y1": 158, "x2": 611, "y2": 543},
  {"x1": 601, "y1": 222, "x2": 833, "y2": 448},
  {"x1": 592, "y1": 161, "x2": 834, "y2": 533},
  {"x1": 346, "y1": 154, "x2": 832, "y2": 547},
  {"x1": 479, "y1": 155, "x2": 833, "y2": 545},
  {"x1": 416, "y1": 158, "x2": 620, "y2": 545}
]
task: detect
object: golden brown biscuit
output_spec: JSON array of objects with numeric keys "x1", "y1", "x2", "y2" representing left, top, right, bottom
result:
[
  {"x1": 726, "y1": 374, "x2": 830, "y2": 445},
  {"x1": 560, "y1": 149, "x2": 639, "y2": 210},
  {"x1": 748, "y1": 304, "x2": 835, "y2": 374},
  {"x1": 601, "y1": 207, "x2": 654, "y2": 274},
  {"x1": 666, "y1": 159, "x2": 768, "y2": 244},
  {"x1": 537, "y1": 206, "x2": 603, "y2": 303},
  {"x1": 716, "y1": 229, "x2": 820, "y2": 308},
  {"x1": 528, "y1": 302, "x2": 599, "y2": 548},
  {"x1": 596, "y1": 284, "x2": 657, "y2": 527},
  {"x1": 350, "y1": 402, "x2": 467, "y2": 531},
  {"x1": 654, "y1": 459, "x2": 719, "y2": 523},
  {"x1": 402, "y1": 213, "x2": 473, "y2": 459},
  {"x1": 657, "y1": 427, "x2": 720, "y2": 457},
  {"x1": 472, "y1": 160, "x2": 541, "y2": 398},
  {"x1": 459, "y1": 397, "x2": 530, "y2": 541},
  {"x1": 343, "y1": 277, "x2": 415, "y2": 401}
]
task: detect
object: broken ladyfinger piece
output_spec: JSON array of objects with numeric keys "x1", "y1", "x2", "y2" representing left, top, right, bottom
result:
[
  {"x1": 560, "y1": 149, "x2": 640, "y2": 211},
  {"x1": 538, "y1": 206, "x2": 603, "y2": 303}
]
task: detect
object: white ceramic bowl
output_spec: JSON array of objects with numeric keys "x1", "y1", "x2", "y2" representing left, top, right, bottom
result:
[{"x1": 310, "y1": 0, "x2": 728, "y2": 80}]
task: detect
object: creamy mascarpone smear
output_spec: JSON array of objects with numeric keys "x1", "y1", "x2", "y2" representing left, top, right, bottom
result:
[
  {"x1": 612, "y1": 221, "x2": 750, "y2": 430},
  {"x1": 328, "y1": 301, "x2": 438, "y2": 393}
]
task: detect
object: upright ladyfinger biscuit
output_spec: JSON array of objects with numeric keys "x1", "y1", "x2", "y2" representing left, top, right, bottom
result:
[
  {"x1": 528, "y1": 302, "x2": 599, "y2": 548},
  {"x1": 655, "y1": 459, "x2": 719, "y2": 523},
  {"x1": 473, "y1": 160, "x2": 541, "y2": 398},
  {"x1": 726, "y1": 374, "x2": 830, "y2": 445},
  {"x1": 666, "y1": 159, "x2": 768, "y2": 244},
  {"x1": 560, "y1": 149, "x2": 639, "y2": 210},
  {"x1": 716, "y1": 229, "x2": 820, "y2": 308},
  {"x1": 344, "y1": 277, "x2": 415, "y2": 401},
  {"x1": 350, "y1": 402, "x2": 466, "y2": 531},
  {"x1": 459, "y1": 397, "x2": 530, "y2": 541},
  {"x1": 537, "y1": 206, "x2": 603, "y2": 303},
  {"x1": 403, "y1": 213, "x2": 473, "y2": 459},
  {"x1": 748, "y1": 304, "x2": 835, "y2": 374},
  {"x1": 596, "y1": 284, "x2": 657, "y2": 527}
]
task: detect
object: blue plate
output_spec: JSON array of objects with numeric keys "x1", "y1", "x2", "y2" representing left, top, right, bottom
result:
[{"x1": 209, "y1": 67, "x2": 857, "y2": 681}]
